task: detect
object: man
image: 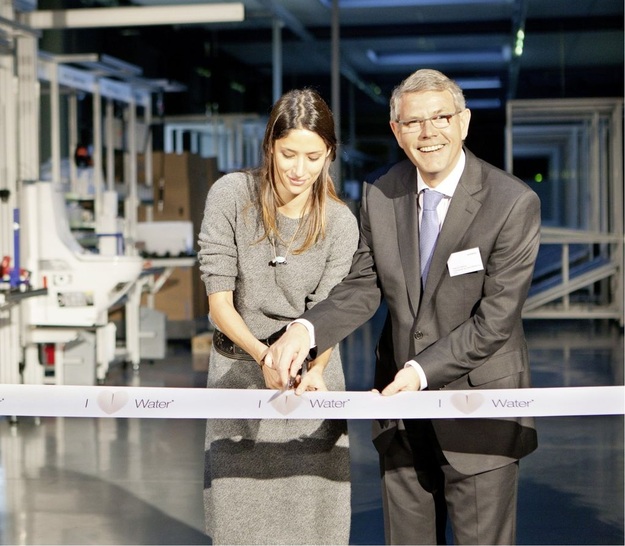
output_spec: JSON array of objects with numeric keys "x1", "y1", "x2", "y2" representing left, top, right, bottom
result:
[{"x1": 264, "y1": 68, "x2": 541, "y2": 545}]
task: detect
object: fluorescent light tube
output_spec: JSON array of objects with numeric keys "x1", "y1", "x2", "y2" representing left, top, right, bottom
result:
[
  {"x1": 367, "y1": 46, "x2": 511, "y2": 65},
  {"x1": 454, "y1": 77, "x2": 502, "y2": 90},
  {"x1": 22, "y1": 3, "x2": 244, "y2": 29}
]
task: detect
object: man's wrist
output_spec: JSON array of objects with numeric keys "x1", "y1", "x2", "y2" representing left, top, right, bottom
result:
[
  {"x1": 405, "y1": 360, "x2": 428, "y2": 390},
  {"x1": 290, "y1": 319, "x2": 316, "y2": 349}
]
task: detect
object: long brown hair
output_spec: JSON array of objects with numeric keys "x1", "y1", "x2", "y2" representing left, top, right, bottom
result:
[{"x1": 256, "y1": 88, "x2": 341, "y2": 254}]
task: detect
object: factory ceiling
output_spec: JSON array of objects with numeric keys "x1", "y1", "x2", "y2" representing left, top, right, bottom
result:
[{"x1": 35, "y1": 0, "x2": 624, "y2": 167}]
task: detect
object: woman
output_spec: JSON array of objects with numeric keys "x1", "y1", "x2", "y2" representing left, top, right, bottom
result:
[{"x1": 198, "y1": 88, "x2": 359, "y2": 545}]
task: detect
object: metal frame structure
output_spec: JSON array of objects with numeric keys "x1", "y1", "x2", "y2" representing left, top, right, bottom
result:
[
  {"x1": 163, "y1": 114, "x2": 265, "y2": 172},
  {"x1": 506, "y1": 98, "x2": 624, "y2": 325},
  {"x1": 22, "y1": 53, "x2": 166, "y2": 384},
  {"x1": 37, "y1": 52, "x2": 158, "y2": 251}
]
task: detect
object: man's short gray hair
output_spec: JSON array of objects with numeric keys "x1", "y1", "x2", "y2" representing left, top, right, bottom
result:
[{"x1": 390, "y1": 69, "x2": 466, "y2": 121}]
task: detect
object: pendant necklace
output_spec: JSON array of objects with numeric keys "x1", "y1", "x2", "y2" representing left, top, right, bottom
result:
[{"x1": 269, "y1": 221, "x2": 301, "y2": 267}]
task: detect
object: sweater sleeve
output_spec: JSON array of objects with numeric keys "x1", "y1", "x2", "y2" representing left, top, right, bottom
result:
[{"x1": 197, "y1": 174, "x2": 242, "y2": 295}]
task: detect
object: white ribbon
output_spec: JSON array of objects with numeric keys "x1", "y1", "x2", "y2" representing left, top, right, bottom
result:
[{"x1": 0, "y1": 384, "x2": 622, "y2": 419}]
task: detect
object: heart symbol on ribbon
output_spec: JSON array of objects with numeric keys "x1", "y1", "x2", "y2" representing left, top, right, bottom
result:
[
  {"x1": 97, "y1": 391, "x2": 129, "y2": 415},
  {"x1": 269, "y1": 391, "x2": 305, "y2": 416},
  {"x1": 451, "y1": 393, "x2": 484, "y2": 414}
]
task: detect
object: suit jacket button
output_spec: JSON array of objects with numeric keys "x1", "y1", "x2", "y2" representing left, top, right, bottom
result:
[{"x1": 414, "y1": 331, "x2": 424, "y2": 340}]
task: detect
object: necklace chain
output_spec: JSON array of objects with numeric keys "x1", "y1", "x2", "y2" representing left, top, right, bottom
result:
[{"x1": 269, "y1": 221, "x2": 302, "y2": 267}]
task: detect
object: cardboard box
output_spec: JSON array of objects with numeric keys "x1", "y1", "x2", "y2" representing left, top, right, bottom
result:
[
  {"x1": 137, "y1": 152, "x2": 220, "y2": 326},
  {"x1": 141, "y1": 267, "x2": 194, "y2": 322},
  {"x1": 192, "y1": 331, "x2": 213, "y2": 354},
  {"x1": 192, "y1": 331, "x2": 213, "y2": 371}
]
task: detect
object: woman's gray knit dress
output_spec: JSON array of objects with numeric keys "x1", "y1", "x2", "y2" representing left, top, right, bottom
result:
[{"x1": 198, "y1": 172, "x2": 359, "y2": 545}]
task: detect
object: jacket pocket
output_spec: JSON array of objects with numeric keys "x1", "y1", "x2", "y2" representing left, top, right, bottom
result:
[{"x1": 468, "y1": 349, "x2": 526, "y2": 387}]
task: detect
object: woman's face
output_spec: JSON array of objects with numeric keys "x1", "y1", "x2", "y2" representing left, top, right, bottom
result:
[{"x1": 272, "y1": 128, "x2": 330, "y2": 205}]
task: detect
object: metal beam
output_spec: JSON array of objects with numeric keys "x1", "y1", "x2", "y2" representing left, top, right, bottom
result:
[
  {"x1": 272, "y1": 17, "x2": 282, "y2": 102},
  {"x1": 507, "y1": 0, "x2": 527, "y2": 99},
  {"x1": 0, "y1": 14, "x2": 40, "y2": 37},
  {"x1": 255, "y1": 0, "x2": 385, "y2": 105}
]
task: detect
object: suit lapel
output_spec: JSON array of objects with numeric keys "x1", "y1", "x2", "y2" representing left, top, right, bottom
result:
[
  {"x1": 393, "y1": 168, "x2": 421, "y2": 314},
  {"x1": 422, "y1": 151, "x2": 484, "y2": 303}
]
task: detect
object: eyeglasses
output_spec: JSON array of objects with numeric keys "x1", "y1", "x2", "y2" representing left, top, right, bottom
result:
[{"x1": 396, "y1": 111, "x2": 461, "y2": 133}]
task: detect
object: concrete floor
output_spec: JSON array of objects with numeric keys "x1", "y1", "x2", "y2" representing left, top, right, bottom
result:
[{"x1": 0, "y1": 316, "x2": 622, "y2": 545}]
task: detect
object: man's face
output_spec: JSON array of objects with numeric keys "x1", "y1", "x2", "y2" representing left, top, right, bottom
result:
[{"x1": 390, "y1": 89, "x2": 471, "y2": 187}]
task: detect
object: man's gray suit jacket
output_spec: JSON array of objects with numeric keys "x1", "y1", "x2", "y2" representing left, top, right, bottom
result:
[{"x1": 303, "y1": 148, "x2": 541, "y2": 476}]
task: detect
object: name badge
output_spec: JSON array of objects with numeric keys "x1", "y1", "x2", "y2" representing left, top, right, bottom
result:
[{"x1": 447, "y1": 247, "x2": 484, "y2": 277}]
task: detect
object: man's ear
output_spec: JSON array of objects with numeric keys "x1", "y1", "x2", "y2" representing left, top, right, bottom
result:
[
  {"x1": 389, "y1": 120, "x2": 404, "y2": 148},
  {"x1": 459, "y1": 108, "x2": 471, "y2": 140}
]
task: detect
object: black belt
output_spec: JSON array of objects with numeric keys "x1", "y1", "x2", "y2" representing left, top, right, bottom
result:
[{"x1": 212, "y1": 327, "x2": 287, "y2": 361}]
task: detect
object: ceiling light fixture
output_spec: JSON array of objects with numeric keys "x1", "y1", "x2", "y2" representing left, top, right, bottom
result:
[
  {"x1": 367, "y1": 46, "x2": 511, "y2": 66},
  {"x1": 22, "y1": 3, "x2": 244, "y2": 29},
  {"x1": 466, "y1": 98, "x2": 502, "y2": 109},
  {"x1": 454, "y1": 77, "x2": 502, "y2": 90}
]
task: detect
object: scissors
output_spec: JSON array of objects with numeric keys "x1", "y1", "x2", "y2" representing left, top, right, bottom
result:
[{"x1": 284, "y1": 359, "x2": 308, "y2": 390}]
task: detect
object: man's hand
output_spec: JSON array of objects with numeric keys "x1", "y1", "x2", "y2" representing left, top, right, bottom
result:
[
  {"x1": 380, "y1": 366, "x2": 421, "y2": 395},
  {"x1": 263, "y1": 323, "x2": 311, "y2": 388}
]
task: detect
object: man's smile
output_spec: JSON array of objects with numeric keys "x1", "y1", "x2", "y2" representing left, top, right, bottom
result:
[{"x1": 418, "y1": 144, "x2": 445, "y2": 153}]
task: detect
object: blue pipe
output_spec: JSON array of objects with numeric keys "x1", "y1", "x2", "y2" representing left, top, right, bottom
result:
[{"x1": 10, "y1": 208, "x2": 20, "y2": 288}]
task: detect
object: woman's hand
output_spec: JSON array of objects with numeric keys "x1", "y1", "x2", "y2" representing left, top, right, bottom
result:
[
  {"x1": 209, "y1": 291, "x2": 273, "y2": 368},
  {"x1": 295, "y1": 367, "x2": 327, "y2": 395},
  {"x1": 258, "y1": 347, "x2": 282, "y2": 389},
  {"x1": 260, "y1": 361, "x2": 284, "y2": 390},
  {"x1": 293, "y1": 347, "x2": 332, "y2": 394}
]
